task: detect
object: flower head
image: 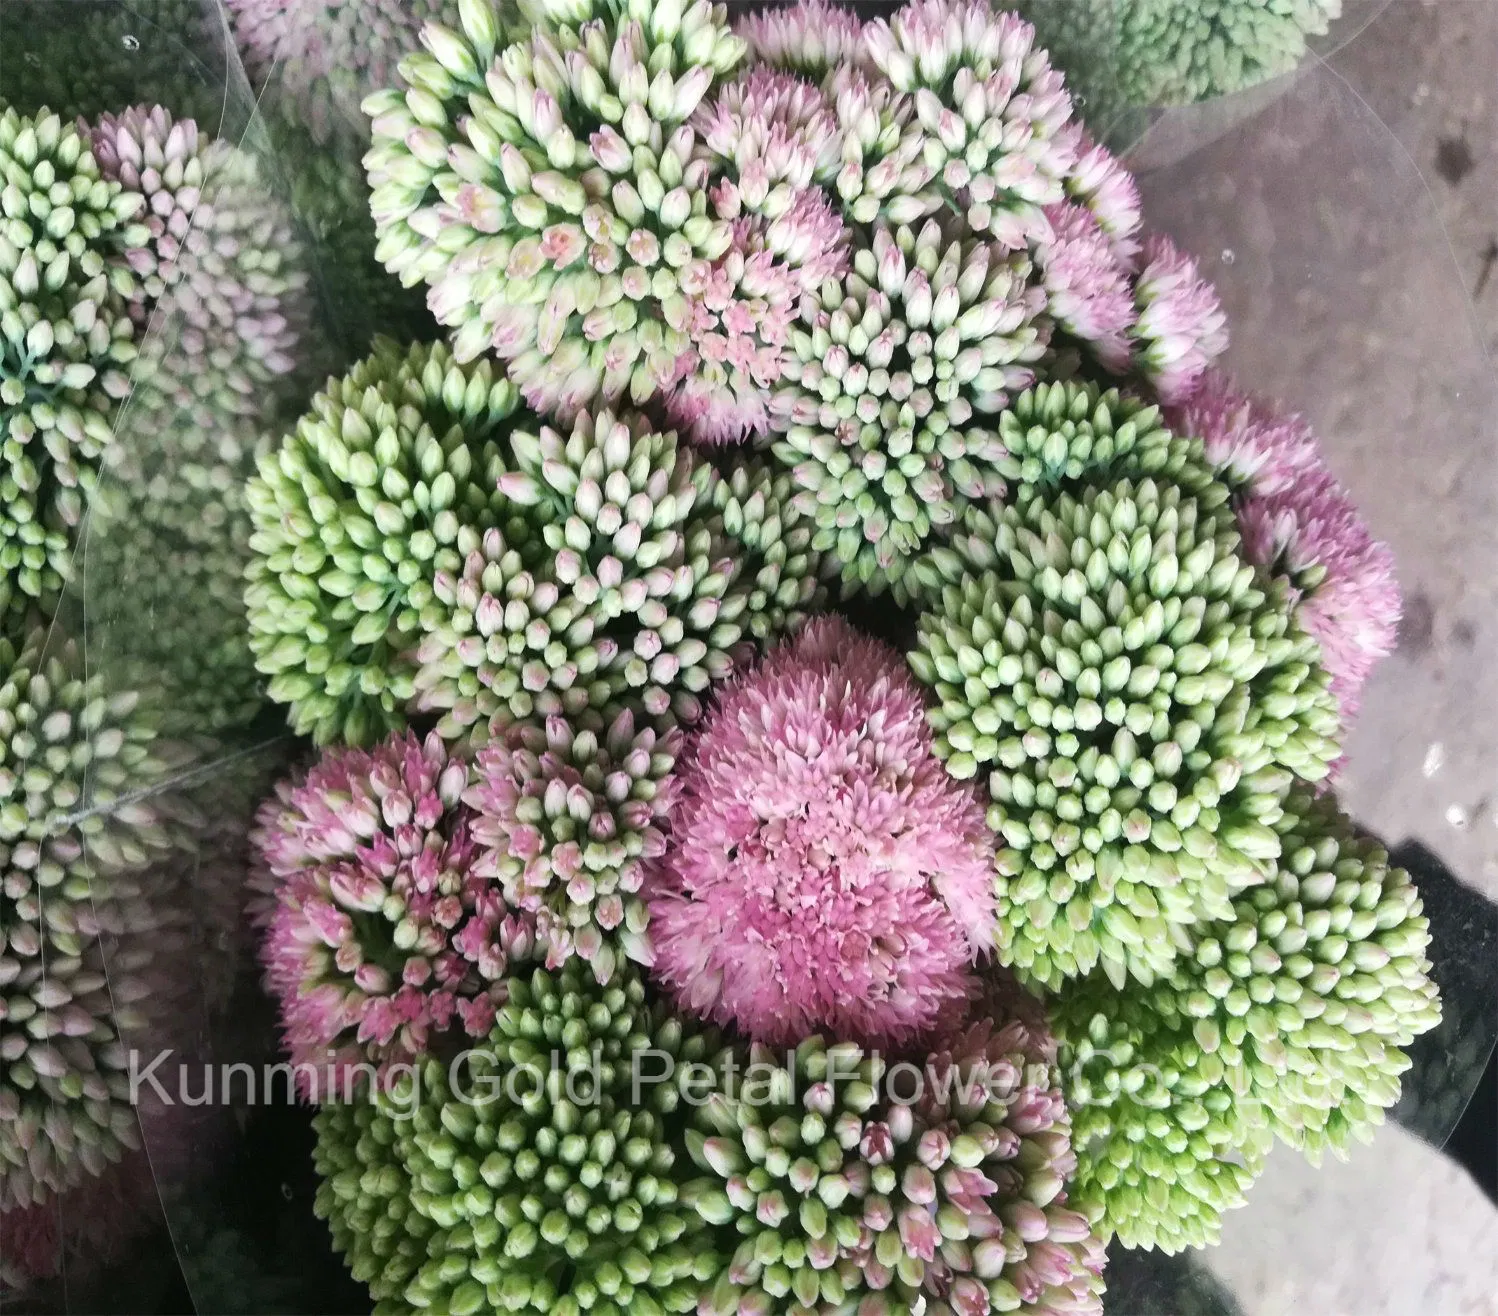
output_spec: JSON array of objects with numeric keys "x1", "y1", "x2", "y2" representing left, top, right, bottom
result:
[
  {"x1": 254, "y1": 730, "x2": 533, "y2": 1093},
  {"x1": 648, "y1": 616, "x2": 995, "y2": 1050},
  {"x1": 694, "y1": 67, "x2": 842, "y2": 210},
  {"x1": 1239, "y1": 465, "x2": 1401, "y2": 720},
  {"x1": 1168, "y1": 788, "x2": 1439, "y2": 1163},
  {"x1": 244, "y1": 339, "x2": 521, "y2": 746},
  {"x1": 1058, "y1": 122, "x2": 1143, "y2": 267},
  {"x1": 911, "y1": 476, "x2": 1342, "y2": 990},
  {"x1": 413, "y1": 406, "x2": 746, "y2": 743},
  {"x1": 88, "y1": 105, "x2": 313, "y2": 433},
  {"x1": 227, "y1": 0, "x2": 463, "y2": 145},
  {"x1": 1168, "y1": 369, "x2": 1320, "y2": 496},
  {"x1": 0, "y1": 107, "x2": 145, "y2": 628},
  {"x1": 661, "y1": 214, "x2": 808, "y2": 444},
  {"x1": 1036, "y1": 202, "x2": 1136, "y2": 370},
  {"x1": 1052, "y1": 786, "x2": 1440, "y2": 1247},
  {"x1": 771, "y1": 218, "x2": 1049, "y2": 595},
  {"x1": 1115, "y1": 0, "x2": 1342, "y2": 107},
  {"x1": 862, "y1": 2, "x2": 1078, "y2": 247},
  {"x1": 363, "y1": 0, "x2": 748, "y2": 420},
  {"x1": 0, "y1": 630, "x2": 176, "y2": 1209},
  {"x1": 395, "y1": 964, "x2": 727, "y2": 1314},
  {"x1": 1053, "y1": 986, "x2": 1267, "y2": 1252},
  {"x1": 312, "y1": 1097, "x2": 433, "y2": 1307},
  {"x1": 689, "y1": 454, "x2": 832, "y2": 646},
  {"x1": 735, "y1": 0, "x2": 871, "y2": 83},
  {"x1": 1131, "y1": 234, "x2": 1229, "y2": 404},
  {"x1": 465, "y1": 710, "x2": 675, "y2": 983},
  {"x1": 685, "y1": 1026, "x2": 1104, "y2": 1315}
]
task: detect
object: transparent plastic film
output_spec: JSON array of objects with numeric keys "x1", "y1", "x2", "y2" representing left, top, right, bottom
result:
[
  {"x1": 1129, "y1": 30, "x2": 1498, "y2": 1306},
  {"x1": 0, "y1": 2, "x2": 342, "y2": 1308}
]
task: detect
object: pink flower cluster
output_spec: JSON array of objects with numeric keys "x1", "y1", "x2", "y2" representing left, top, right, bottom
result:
[
  {"x1": 665, "y1": 222, "x2": 806, "y2": 444},
  {"x1": 647, "y1": 616, "x2": 997, "y2": 1050},
  {"x1": 1131, "y1": 233, "x2": 1230, "y2": 403},
  {"x1": 1239, "y1": 467, "x2": 1401, "y2": 720},
  {"x1": 1171, "y1": 369, "x2": 1402, "y2": 719},
  {"x1": 465, "y1": 711, "x2": 677, "y2": 985},
  {"x1": 253, "y1": 731, "x2": 532, "y2": 1091}
]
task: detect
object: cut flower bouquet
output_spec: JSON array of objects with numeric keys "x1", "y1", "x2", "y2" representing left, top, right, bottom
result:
[{"x1": 0, "y1": 0, "x2": 1448, "y2": 1311}]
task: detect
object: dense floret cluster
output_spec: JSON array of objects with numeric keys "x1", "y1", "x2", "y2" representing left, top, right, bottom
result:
[{"x1": 0, "y1": 0, "x2": 1426, "y2": 1304}]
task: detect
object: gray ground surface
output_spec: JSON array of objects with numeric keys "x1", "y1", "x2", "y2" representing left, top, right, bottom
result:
[{"x1": 1125, "y1": 3, "x2": 1498, "y2": 1311}]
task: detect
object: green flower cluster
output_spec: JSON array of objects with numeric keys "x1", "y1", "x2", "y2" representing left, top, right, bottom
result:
[
  {"x1": 413, "y1": 406, "x2": 744, "y2": 742},
  {"x1": 1055, "y1": 787, "x2": 1440, "y2": 1249},
  {"x1": 1115, "y1": 0, "x2": 1341, "y2": 107},
  {"x1": 772, "y1": 219, "x2": 1049, "y2": 598},
  {"x1": 0, "y1": 628, "x2": 176, "y2": 1209},
  {"x1": 911, "y1": 381, "x2": 1227, "y2": 601},
  {"x1": 363, "y1": 0, "x2": 746, "y2": 411},
  {"x1": 689, "y1": 455, "x2": 830, "y2": 646},
  {"x1": 313, "y1": 1098, "x2": 436, "y2": 1314},
  {"x1": 244, "y1": 339, "x2": 519, "y2": 746},
  {"x1": 319, "y1": 963, "x2": 727, "y2": 1314},
  {"x1": 683, "y1": 1028, "x2": 1105, "y2": 1313},
  {"x1": 910, "y1": 470, "x2": 1341, "y2": 990},
  {"x1": 0, "y1": 107, "x2": 145, "y2": 630}
]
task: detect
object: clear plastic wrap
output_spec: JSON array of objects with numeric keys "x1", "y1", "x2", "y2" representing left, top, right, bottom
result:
[{"x1": 0, "y1": 2, "x2": 1492, "y2": 1313}]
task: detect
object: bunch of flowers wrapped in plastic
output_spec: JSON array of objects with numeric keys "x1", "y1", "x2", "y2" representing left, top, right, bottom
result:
[{"x1": 223, "y1": 0, "x2": 1446, "y2": 1307}]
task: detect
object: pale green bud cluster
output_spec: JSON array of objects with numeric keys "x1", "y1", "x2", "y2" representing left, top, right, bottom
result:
[
  {"x1": 414, "y1": 407, "x2": 742, "y2": 743},
  {"x1": 395, "y1": 964, "x2": 726, "y2": 1314},
  {"x1": 690, "y1": 456, "x2": 831, "y2": 647},
  {"x1": 1055, "y1": 991, "x2": 1266, "y2": 1252},
  {"x1": 363, "y1": 0, "x2": 747, "y2": 411},
  {"x1": 910, "y1": 476, "x2": 1341, "y2": 990},
  {"x1": 907, "y1": 381, "x2": 1228, "y2": 605},
  {"x1": 1114, "y1": 0, "x2": 1341, "y2": 107},
  {"x1": 313, "y1": 1098, "x2": 440, "y2": 1314},
  {"x1": 0, "y1": 106, "x2": 146, "y2": 628},
  {"x1": 771, "y1": 218, "x2": 1049, "y2": 598},
  {"x1": 244, "y1": 338, "x2": 522, "y2": 746},
  {"x1": 1162, "y1": 790, "x2": 1440, "y2": 1164}
]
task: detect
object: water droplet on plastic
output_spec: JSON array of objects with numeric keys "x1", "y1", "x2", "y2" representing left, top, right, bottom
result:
[
  {"x1": 1220, "y1": 249, "x2": 1236, "y2": 265},
  {"x1": 122, "y1": 33, "x2": 140, "y2": 51}
]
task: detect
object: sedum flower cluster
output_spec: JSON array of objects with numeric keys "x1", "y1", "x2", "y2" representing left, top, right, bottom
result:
[
  {"x1": 217, "y1": 0, "x2": 1439, "y2": 1307},
  {"x1": 0, "y1": 629, "x2": 180, "y2": 1210},
  {"x1": 0, "y1": 107, "x2": 145, "y2": 629}
]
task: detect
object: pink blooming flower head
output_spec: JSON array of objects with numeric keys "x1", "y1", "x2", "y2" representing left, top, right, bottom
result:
[
  {"x1": 646, "y1": 616, "x2": 997, "y2": 1050},
  {"x1": 254, "y1": 731, "x2": 533, "y2": 1095},
  {"x1": 1238, "y1": 465, "x2": 1402, "y2": 716},
  {"x1": 1037, "y1": 201, "x2": 1136, "y2": 371},
  {"x1": 1058, "y1": 122, "x2": 1143, "y2": 268},
  {"x1": 735, "y1": 0, "x2": 870, "y2": 82},
  {"x1": 1168, "y1": 368, "x2": 1321, "y2": 497},
  {"x1": 1132, "y1": 233, "x2": 1229, "y2": 404},
  {"x1": 464, "y1": 710, "x2": 678, "y2": 987},
  {"x1": 694, "y1": 68, "x2": 842, "y2": 208}
]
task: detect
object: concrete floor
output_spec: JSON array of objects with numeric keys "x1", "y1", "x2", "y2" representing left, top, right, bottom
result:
[{"x1": 1126, "y1": 3, "x2": 1498, "y2": 1311}]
